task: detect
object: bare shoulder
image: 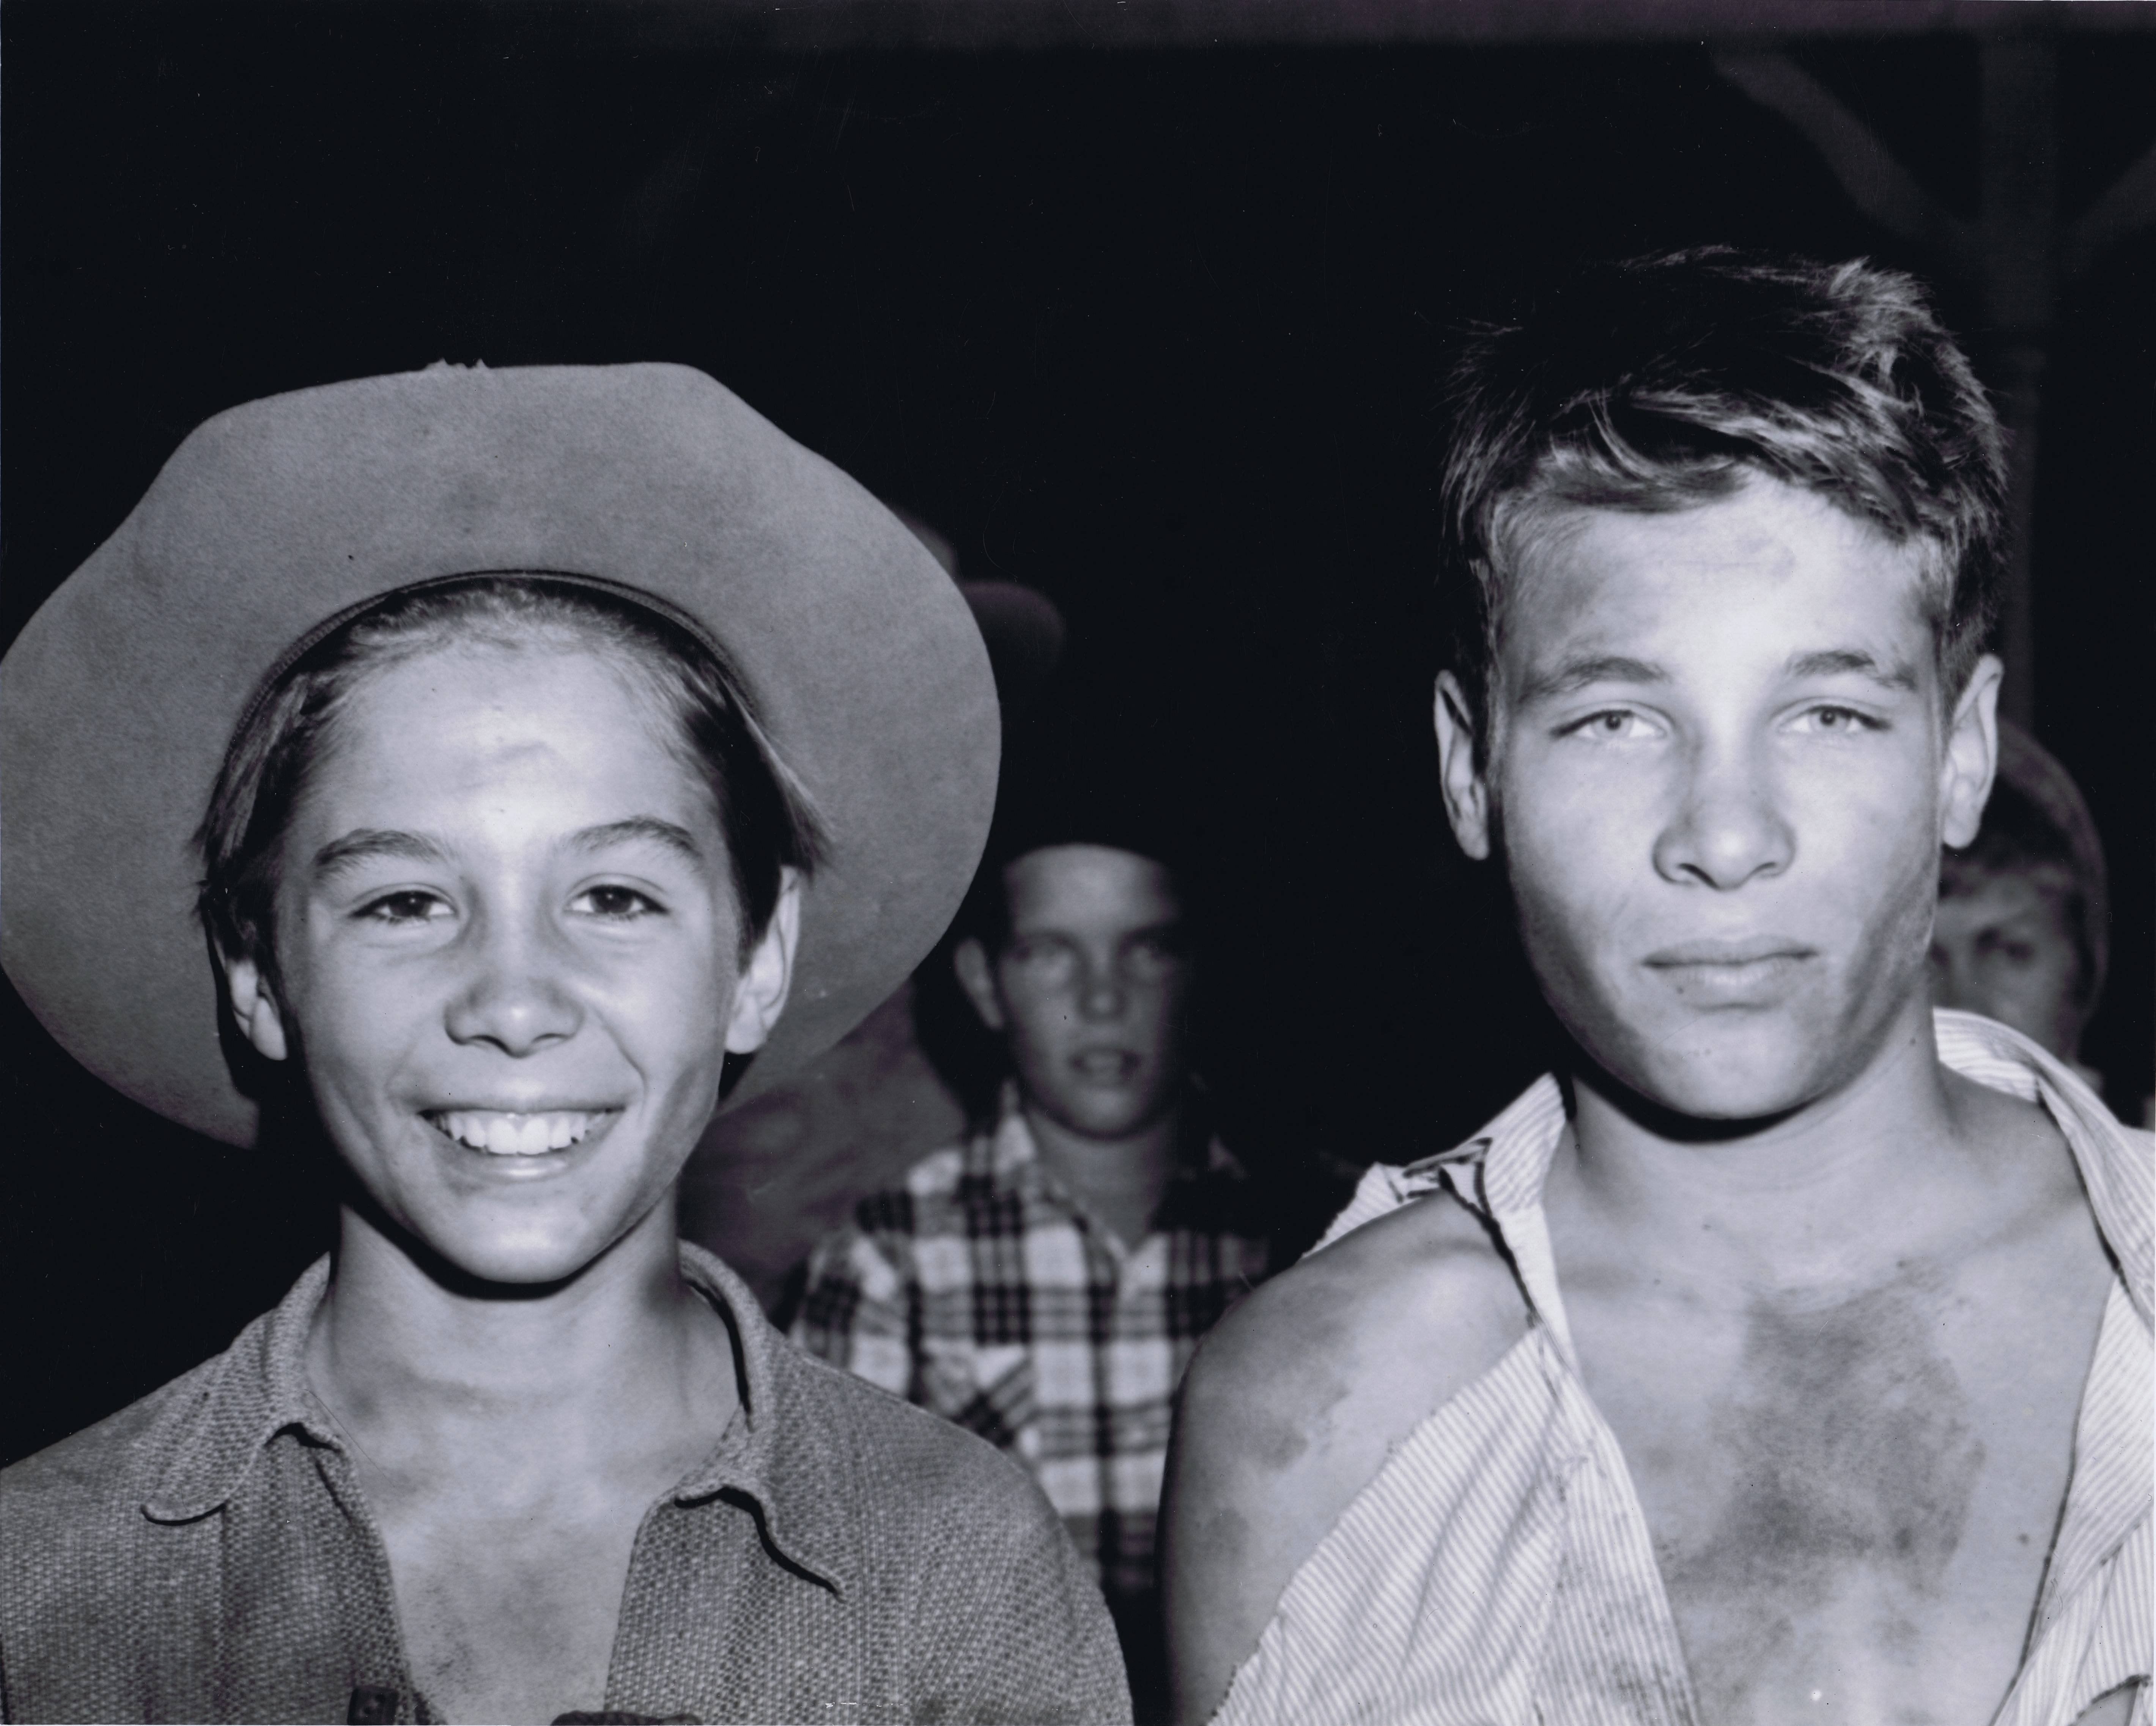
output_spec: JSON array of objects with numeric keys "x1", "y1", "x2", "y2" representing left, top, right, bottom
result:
[
  {"x1": 1162, "y1": 1181, "x2": 1526, "y2": 1722},
  {"x1": 1177, "y1": 1183, "x2": 1527, "y2": 1480}
]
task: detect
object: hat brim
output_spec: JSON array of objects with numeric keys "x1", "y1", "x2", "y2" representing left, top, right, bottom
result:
[{"x1": 0, "y1": 363, "x2": 999, "y2": 1146}]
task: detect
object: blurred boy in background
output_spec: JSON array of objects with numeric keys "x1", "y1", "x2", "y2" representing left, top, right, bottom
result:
[
  {"x1": 796, "y1": 785, "x2": 1272, "y2": 1724},
  {"x1": 1931, "y1": 718, "x2": 2112, "y2": 1097}
]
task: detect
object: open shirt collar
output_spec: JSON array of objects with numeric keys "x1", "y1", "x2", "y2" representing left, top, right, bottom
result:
[{"x1": 141, "y1": 1240, "x2": 848, "y2": 1595}]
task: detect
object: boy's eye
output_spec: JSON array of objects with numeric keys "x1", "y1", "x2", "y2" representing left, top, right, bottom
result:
[
  {"x1": 1564, "y1": 709, "x2": 1657, "y2": 741},
  {"x1": 1794, "y1": 704, "x2": 1884, "y2": 734},
  {"x1": 1123, "y1": 935, "x2": 1185, "y2": 979},
  {"x1": 360, "y1": 890, "x2": 448, "y2": 925},
  {"x1": 1009, "y1": 938, "x2": 1080, "y2": 981},
  {"x1": 572, "y1": 884, "x2": 661, "y2": 920}
]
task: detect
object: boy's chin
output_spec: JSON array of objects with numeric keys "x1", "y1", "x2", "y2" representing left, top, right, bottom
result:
[
  {"x1": 1579, "y1": 1019, "x2": 1842, "y2": 1133},
  {"x1": 392, "y1": 1208, "x2": 659, "y2": 1294}
]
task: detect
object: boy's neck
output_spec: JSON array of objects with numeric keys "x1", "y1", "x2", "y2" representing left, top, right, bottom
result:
[
  {"x1": 1552, "y1": 997, "x2": 2000, "y2": 1295},
  {"x1": 306, "y1": 1201, "x2": 739, "y2": 1481},
  {"x1": 1023, "y1": 1099, "x2": 1183, "y2": 1248}
]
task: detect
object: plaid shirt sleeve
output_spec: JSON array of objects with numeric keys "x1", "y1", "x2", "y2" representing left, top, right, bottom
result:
[{"x1": 790, "y1": 1220, "x2": 915, "y2": 1398}]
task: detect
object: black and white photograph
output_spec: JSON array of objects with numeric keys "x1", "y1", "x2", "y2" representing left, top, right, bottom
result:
[{"x1": 3, "y1": 3, "x2": 2151, "y2": 1723}]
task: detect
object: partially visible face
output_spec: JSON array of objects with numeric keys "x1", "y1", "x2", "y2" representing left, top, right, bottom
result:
[
  {"x1": 1441, "y1": 475, "x2": 1996, "y2": 1122},
  {"x1": 250, "y1": 642, "x2": 786, "y2": 1285},
  {"x1": 975, "y1": 844, "x2": 1191, "y2": 1142},
  {"x1": 1931, "y1": 867, "x2": 2088, "y2": 1060}
]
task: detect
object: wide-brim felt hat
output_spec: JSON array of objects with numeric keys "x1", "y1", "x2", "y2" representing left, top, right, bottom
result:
[{"x1": 0, "y1": 362, "x2": 999, "y2": 1146}]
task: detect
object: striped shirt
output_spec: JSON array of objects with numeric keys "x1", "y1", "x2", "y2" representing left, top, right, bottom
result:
[
  {"x1": 792, "y1": 1097, "x2": 1273, "y2": 1605},
  {"x1": 1214, "y1": 1011, "x2": 2151, "y2": 1726}
]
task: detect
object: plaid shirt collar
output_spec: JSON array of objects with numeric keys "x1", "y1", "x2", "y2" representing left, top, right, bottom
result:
[
  {"x1": 139, "y1": 1240, "x2": 848, "y2": 1594},
  {"x1": 978, "y1": 1082, "x2": 1253, "y2": 1234}
]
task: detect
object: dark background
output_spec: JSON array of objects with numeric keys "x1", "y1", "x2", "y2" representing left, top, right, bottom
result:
[{"x1": 6, "y1": 1, "x2": 2151, "y2": 1467}]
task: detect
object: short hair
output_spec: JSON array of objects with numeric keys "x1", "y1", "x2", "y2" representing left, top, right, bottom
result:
[
  {"x1": 1437, "y1": 248, "x2": 2008, "y2": 758},
  {"x1": 952, "y1": 840, "x2": 1187, "y2": 957},
  {"x1": 198, "y1": 575, "x2": 826, "y2": 986}
]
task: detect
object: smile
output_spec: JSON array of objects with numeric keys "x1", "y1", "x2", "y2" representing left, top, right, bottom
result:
[{"x1": 425, "y1": 1110, "x2": 615, "y2": 1156}]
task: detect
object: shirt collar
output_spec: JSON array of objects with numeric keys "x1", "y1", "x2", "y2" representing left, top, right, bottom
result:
[
  {"x1": 143, "y1": 1255, "x2": 340, "y2": 1524},
  {"x1": 1930, "y1": 1009, "x2": 2151, "y2": 1330},
  {"x1": 142, "y1": 1241, "x2": 849, "y2": 1595},
  {"x1": 661, "y1": 1241, "x2": 848, "y2": 1595},
  {"x1": 982, "y1": 1079, "x2": 1248, "y2": 1183}
]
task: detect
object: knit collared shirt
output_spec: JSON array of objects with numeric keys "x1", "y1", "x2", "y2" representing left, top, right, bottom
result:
[
  {"x1": 1215, "y1": 1011, "x2": 2152, "y2": 1726},
  {"x1": 792, "y1": 1098, "x2": 1273, "y2": 1607},
  {"x1": 0, "y1": 1242, "x2": 1131, "y2": 1726}
]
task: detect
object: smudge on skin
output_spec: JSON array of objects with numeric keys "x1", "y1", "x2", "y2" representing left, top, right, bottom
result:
[
  {"x1": 1660, "y1": 1276, "x2": 1986, "y2": 1700},
  {"x1": 1243, "y1": 1342, "x2": 1352, "y2": 1474}
]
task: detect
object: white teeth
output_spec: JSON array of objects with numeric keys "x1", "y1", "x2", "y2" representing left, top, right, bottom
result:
[{"x1": 433, "y1": 1111, "x2": 603, "y2": 1155}]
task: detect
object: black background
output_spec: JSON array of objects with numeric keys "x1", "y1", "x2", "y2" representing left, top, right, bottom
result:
[{"x1": 6, "y1": 2, "x2": 2151, "y2": 1467}]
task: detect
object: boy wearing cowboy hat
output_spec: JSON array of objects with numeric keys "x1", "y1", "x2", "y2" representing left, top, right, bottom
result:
[
  {"x1": 1164, "y1": 253, "x2": 2151, "y2": 1726},
  {"x1": 0, "y1": 364, "x2": 1131, "y2": 1725}
]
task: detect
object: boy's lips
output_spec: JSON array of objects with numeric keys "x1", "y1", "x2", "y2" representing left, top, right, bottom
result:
[
  {"x1": 1641, "y1": 937, "x2": 1816, "y2": 1004},
  {"x1": 1643, "y1": 936, "x2": 1816, "y2": 968},
  {"x1": 423, "y1": 1108, "x2": 620, "y2": 1156},
  {"x1": 1070, "y1": 1048, "x2": 1140, "y2": 1083}
]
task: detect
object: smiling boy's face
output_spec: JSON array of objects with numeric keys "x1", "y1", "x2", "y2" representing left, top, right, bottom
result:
[
  {"x1": 1437, "y1": 475, "x2": 2000, "y2": 1124},
  {"x1": 222, "y1": 641, "x2": 794, "y2": 1286}
]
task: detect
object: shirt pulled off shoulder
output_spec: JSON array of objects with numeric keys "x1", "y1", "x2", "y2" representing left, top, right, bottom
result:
[{"x1": 1213, "y1": 1012, "x2": 2152, "y2": 1726}]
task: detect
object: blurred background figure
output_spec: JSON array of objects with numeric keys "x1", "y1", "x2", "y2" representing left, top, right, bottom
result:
[
  {"x1": 793, "y1": 772, "x2": 1274, "y2": 1724},
  {"x1": 675, "y1": 514, "x2": 1064, "y2": 1309},
  {"x1": 1934, "y1": 719, "x2": 2114, "y2": 1099}
]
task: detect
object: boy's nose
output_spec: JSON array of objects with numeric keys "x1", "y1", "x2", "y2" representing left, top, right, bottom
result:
[
  {"x1": 1652, "y1": 747, "x2": 1795, "y2": 890},
  {"x1": 444, "y1": 926, "x2": 583, "y2": 1055},
  {"x1": 1076, "y1": 959, "x2": 1129, "y2": 1021}
]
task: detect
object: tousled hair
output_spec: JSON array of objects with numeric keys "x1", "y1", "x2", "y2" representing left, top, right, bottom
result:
[
  {"x1": 1437, "y1": 248, "x2": 2007, "y2": 760},
  {"x1": 197, "y1": 575, "x2": 825, "y2": 989}
]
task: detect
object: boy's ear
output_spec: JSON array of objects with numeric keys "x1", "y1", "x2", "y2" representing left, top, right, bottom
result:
[
  {"x1": 220, "y1": 947, "x2": 291, "y2": 1063},
  {"x1": 1940, "y1": 653, "x2": 2003, "y2": 851},
  {"x1": 1433, "y1": 673, "x2": 1494, "y2": 861},
  {"x1": 725, "y1": 869, "x2": 802, "y2": 1055},
  {"x1": 952, "y1": 938, "x2": 1007, "y2": 1033}
]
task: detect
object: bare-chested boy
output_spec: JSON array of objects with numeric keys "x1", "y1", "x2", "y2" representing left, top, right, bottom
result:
[{"x1": 1164, "y1": 251, "x2": 2150, "y2": 1726}]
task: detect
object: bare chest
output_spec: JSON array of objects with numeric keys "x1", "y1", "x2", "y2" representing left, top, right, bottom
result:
[
  {"x1": 368, "y1": 1481, "x2": 656, "y2": 1726},
  {"x1": 1567, "y1": 1248, "x2": 2112, "y2": 1726}
]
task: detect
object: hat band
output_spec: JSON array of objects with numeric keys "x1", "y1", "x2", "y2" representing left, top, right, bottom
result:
[{"x1": 225, "y1": 567, "x2": 744, "y2": 750}]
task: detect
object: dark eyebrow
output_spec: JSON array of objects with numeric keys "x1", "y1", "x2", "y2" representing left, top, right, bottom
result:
[
  {"x1": 1787, "y1": 648, "x2": 1921, "y2": 691},
  {"x1": 568, "y1": 817, "x2": 707, "y2": 864},
  {"x1": 313, "y1": 819, "x2": 706, "y2": 883},
  {"x1": 313, "y1": 829, "x2": 450, "y2": 881},
  {"x1": 1516, "y1": 654, "x2": 1670, "y2": 705}
]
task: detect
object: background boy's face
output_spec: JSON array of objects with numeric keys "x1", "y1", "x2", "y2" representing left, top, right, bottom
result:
[
  {"x1": 957, "y1": 843, "x2": 1192, "y2": 1142},
  {"x1": 1436, "y1": 476, "x2": 1998, "y2": 1123},
  {"x1": 1931, "y1": 865, "x2": 2088, "y2": 1061}
]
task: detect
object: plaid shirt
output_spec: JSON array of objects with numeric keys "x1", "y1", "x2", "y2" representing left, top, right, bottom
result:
[{"x1": 792, "y1": 1097, "x2": 1273, "y2": 1604}]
